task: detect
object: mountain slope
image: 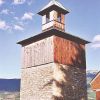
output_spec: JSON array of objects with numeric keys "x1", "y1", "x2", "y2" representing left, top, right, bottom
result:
[{"x1": 0, "y1": 79, "x2": 20, "y2": 92}]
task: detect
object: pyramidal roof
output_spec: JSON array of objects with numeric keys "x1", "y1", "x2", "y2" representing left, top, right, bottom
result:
[
  {"x1": 38, "y1": 0, "x2": 69, "y2": 15},
  {"x1": 41, "y1": 0, "x2": 66, "y2": 11}
]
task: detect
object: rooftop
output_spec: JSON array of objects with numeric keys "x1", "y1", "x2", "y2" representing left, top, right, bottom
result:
[
  {"x1": 38, "y1": 0, "x2": 69, "y2": 15},
  {"x1": 17, "y1": 28, "x2": 90, "y2": 46}
]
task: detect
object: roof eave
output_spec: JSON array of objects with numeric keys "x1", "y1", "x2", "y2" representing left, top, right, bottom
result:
[
  {"x1": 38, "y1": 5, "x2": 69, "y2": 16},
  {"x1": 17, "y1": 28, "x2": 90, "y2": 46}
]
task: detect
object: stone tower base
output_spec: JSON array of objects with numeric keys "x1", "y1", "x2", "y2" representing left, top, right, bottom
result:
[{"x1": 20, "y1": 63, "x2": 87, "y2": 100}]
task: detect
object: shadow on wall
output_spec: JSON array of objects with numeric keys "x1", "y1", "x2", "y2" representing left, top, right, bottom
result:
[
  {"x1": 53, "y1": 37, "x2": 87, "y2": 100},
  {"x1": 54, "y1": 36, "x2": 86, "y2": 69},
  {"x1": 52, "y1": 64, "x2": 87, "y2": 100}
]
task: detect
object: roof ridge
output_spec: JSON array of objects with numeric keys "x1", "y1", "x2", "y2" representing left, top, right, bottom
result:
[{"x1": 40, "y1": 0, "x2": 67, "y2": 12}]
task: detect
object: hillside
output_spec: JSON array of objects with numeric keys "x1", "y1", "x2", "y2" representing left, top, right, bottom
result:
[{"x1": 0, "y1": 79, "x2": 20, "y2": 92}]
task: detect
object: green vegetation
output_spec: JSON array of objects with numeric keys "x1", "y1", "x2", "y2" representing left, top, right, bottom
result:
[
  {"x1": 0, "y1": 92, "x2": 20, "y2": 100},
  {"x1": 87, "y1": 88, "x2": 96, "y2": 100}
]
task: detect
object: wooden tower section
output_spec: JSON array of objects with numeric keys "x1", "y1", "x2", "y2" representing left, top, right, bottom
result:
[
  {"x1": 18, "y1": 0, "x2": 89, "y2": 100},
  {"x1": 38, "y1": 0, "x2": 69, "y2": 32}
]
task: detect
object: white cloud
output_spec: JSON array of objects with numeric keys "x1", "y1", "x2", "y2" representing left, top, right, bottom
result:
[
  {"x1": 91, "y1": 35, "x2": 100, "y2": 49},
  {"x1": 0, "y1": 20, "x2": 6, "y2": 30},
  {"x1": 22, "y1": 12, "x2": 34, "y2": 20},
  {"x1": 0, "y1": 20, "x2": 9, "y2": 30},
  {"x1": 91, "y1": 43, "x2": 100, "y2": 49},
  {"x1": 0, "y1": 20, "x2": 24, "y2": 32},
  {"x1": 0, "y1": 0, "x2": 4, "y2": 5},
  {"x1": 13, "y1": 0, "x2": 25, "y2": 5},
  {"x1": 14, "y1": 17, "x2": 19, "y2": 20},
  {"x1": 0, "y1": 9, "x2": 9, "y2": 14},
  {"x1": 93, "y1": 35, "x2": 100, "y2": 42},
  {"x1": 14, "y1": 25, "x2": 24, "y2": 31}
]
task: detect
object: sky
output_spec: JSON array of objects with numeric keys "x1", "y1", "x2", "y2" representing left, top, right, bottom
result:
[{"x1": 0, "y1": 0, "x2": 100, "y2": 78}]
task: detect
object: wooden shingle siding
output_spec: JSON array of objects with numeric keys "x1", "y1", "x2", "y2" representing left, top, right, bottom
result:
[
  {"x1": 53, "y1": 36, "x2": 86, "y2": 68},
  {"x1": 61, "y1": 14, "x2": 65, "y2": 24},
  {"x1": 22, "y1": 36, "x2": 54, "y2": 68},
  {"x1": 54, "y1": 21, "x2": 65, "y2": 31}
]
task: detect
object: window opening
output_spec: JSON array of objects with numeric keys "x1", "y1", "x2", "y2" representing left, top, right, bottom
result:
[
  {"x1": 57, "y1": 13, "x2": 61, "y2": 22},
  {"x1": 46, "y1": 13, "x2": 50, "y2": 23}
]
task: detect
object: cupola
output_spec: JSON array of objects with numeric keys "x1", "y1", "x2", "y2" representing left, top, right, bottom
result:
[{"x1": 38, "y1": 0, "x2": 69, "y2": 32}]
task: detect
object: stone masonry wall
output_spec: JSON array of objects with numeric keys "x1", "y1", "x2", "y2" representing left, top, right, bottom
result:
[
  {"x1": 20, "y1": 62, "x2": 87, "y2": 100},
  {"x1": 20, "y1": 63, "x2": 54, "y2": 100},
  {"x1": 53, "y1": 63, "x2": 87, "y2": 100}
]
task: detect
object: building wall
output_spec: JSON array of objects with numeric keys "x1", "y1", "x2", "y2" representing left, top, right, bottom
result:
[
  {"x1": 20, "y1": 36, "x2": 87, "y2": 100},
  {"x1": 20, "y1": 36, "x2": 54, "y2": 100},
  {"x1": 21, "y1": 35, "x2": 86, "y2": 69},
  {"x1": 52, "y1": 63, "x2": 87, "y2": 100},
  {"x1": 54, "y1": 36, "x2": 86, "y2": 68},
  {"x1": 22, "y1": 36, "x2": 54, "y2": 69},
  {"x1": 96, "y1": 91, "x2": 100, "y2": 100},
  {"x1": 20, "y1": 63, "x2": 54, "y2": 100},
  {"x1": 91, "y1": 74, "x2": 100, "y2": 90},
  {"x1": 20, "y1": 62, "x2": 87, "y2": 100}
]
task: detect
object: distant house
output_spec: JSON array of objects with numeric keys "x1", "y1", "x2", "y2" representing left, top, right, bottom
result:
[{"x1": 91, "y1": 71, "x2": 100, "y2": 100}]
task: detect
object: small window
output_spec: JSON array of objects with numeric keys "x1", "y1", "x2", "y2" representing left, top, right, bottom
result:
[
  {"x1": 57, "y1": 13, "x2": 61, "y2": 22},
  {"x1": 46, "y1": 13, "x2": 50, "y2": 23}
]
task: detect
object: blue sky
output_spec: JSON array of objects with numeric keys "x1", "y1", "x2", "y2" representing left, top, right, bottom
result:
[{"x1": 0, "y1": 0, "x2": 100, "y2": 78}]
